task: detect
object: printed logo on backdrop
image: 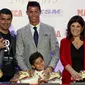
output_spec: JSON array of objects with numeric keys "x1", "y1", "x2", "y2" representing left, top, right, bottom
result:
[
  {"x1": 27, "y1": 0, "x2": 58, "y2": 4},
  {"x1": 8, "y1": 0, "x2": 24, "y2": 4},
  {"x1": 41, "y1": 9, "x2": 63, "y2": 16},
  {"x1": 11, "y1": 10, "x2": 23, "y2": 17},
  {"x1": 77, "y1": 9, "x2": 85, "y2": 16},
  {"x1": 8, "y1": 0, "x2": 58, "y2": 4},
  {"x1": 11, "y1": 9, "x2": 63, "y2": 17}
]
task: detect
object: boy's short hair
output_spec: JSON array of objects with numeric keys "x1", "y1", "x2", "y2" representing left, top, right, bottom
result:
[
  {"x1": 29, "y1": 51, "x2": 44, "y2": 65},
  {"x1": 0, "y1": 8, "x2": 13, "y2": 18},
  {"x1": 27, "y1": 1, "x2": 41, "y2": 12}
]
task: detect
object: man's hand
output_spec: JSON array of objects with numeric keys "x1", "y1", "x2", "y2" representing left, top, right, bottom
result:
[
  {"x1": 43, "y1": 66, "x2": 53, "y2": 74},
  {"x1": 0, "y1": 69, "x2": 3, "y2": 78},
  {"x1": 0, "y1": 38, "x2": 5, "y2": 49},
  {"x1": 26, "y1": 70, "x2": 34, "y2": 77}
]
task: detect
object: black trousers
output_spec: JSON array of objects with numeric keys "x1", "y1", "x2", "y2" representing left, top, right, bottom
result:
[{"x1": 0, "y1": 75, "x2": 13, "y2": 82}]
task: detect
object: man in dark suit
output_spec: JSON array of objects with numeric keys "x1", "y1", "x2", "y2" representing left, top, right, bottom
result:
[{"x1": 16, "y1": 1, "x2": 59, "y2": 74}]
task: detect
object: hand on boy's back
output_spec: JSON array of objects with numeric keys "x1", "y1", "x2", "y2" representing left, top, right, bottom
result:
[{"x1": 43, "y1": 66, "x2": 53, "y2": 74}]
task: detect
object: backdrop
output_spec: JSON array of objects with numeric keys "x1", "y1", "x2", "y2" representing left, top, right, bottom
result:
[{"x1": 0, "y1": 0, "x2": 85, "y2": 72}]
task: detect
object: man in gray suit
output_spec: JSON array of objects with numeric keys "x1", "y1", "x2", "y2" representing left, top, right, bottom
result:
[{"x1": 16, "y1": 1, "x2": 59, "y2": 73}]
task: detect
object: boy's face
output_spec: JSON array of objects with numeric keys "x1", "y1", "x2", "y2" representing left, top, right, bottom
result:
[{"x1": 32, "y1": 56, "x2": 45, "y2": 71}]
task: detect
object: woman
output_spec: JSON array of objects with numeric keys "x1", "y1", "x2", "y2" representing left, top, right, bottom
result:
[{"x1": 60, "y1": 15, "x2": 85, "y2": 84}]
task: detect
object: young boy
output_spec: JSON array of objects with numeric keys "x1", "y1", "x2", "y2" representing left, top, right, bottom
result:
[
  {"x1": 29, "y1": 51, "x2": 49, "y2": 83},
  {"x1": 19, "y1": 52, "x2": 47, "y2": 84},
  {"x1": 29, "y1": 51, "x2": 45, "y2": 71},
  {"x1": 11, "y1": 52, "x2": 61, "y2": 84}
]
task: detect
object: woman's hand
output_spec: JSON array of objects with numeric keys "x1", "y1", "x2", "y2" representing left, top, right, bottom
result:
[
  {"x1": 71, "y1": 70, "x2": 81, "y2": 81},
  {"x1": 65, "y1": 64, "x2": 81, "y2": 81}
]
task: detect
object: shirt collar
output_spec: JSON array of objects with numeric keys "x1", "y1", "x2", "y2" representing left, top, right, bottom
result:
[
  {"x1": 30, "y1": 22, "x2": 40, "y2": 28},
  {"x1": 30, "y1": 23, "x2": 40, "y2": 36}
]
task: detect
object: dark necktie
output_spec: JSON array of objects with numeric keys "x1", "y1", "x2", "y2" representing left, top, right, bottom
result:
[{"x1": 33, "y1": 27, "x2": 38, "y2": 47}]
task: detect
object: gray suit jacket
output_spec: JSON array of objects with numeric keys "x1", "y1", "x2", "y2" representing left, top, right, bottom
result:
[{"x1": 16, "y1": 22, "x2": 59, "y2": 70}]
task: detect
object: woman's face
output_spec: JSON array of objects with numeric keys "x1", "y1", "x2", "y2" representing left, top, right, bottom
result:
[{"x1": 70, "y1": 22, "x2": 83, "y2": 38}]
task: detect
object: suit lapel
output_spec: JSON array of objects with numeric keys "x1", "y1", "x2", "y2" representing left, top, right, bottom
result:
[
  {"x1": 25, "y1": 23, "x2": 44, "y2": 47},
  {"x1": 38, "y1": 23, "x2": 44, "y2": 47},
  {"x1": 26, "y1": 25, "x2": 35, "y2": 47}
]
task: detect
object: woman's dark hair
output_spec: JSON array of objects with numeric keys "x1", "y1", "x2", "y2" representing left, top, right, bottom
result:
[
  {"x1": 29, "y1": 51, "x2": 44, "y2": 65},
  {"x1": 66, "y1": 15, "x2": 85, "y2": 40},
  {"x1": 0, "y1": 8, "x2": 13, "y2": 18},
  {"x1": 27, "y1": 1, "x2": 41, "y2": 13}
]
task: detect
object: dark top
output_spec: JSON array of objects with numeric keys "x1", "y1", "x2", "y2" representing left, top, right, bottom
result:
[
  {"x1": 0, "y1": 32, "x2": 13, "y2": 58},
  {"x1": 0, "y1": 32, "x2": 19, "y2": 82},
  {"x1": 71, "y1": 43, "x2": 84, "y2": 72}
]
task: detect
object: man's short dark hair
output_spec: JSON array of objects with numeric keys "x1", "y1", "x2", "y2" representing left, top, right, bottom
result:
[
  {"x1": 29, "y1": 51, "x2": 44, "y2": 65},
  {"x1": 27, "y1": 1, "x2": 41, "y2": 12},
  {"x1": 0, "y1": 8, "x2": 13, "y2": 18}
]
